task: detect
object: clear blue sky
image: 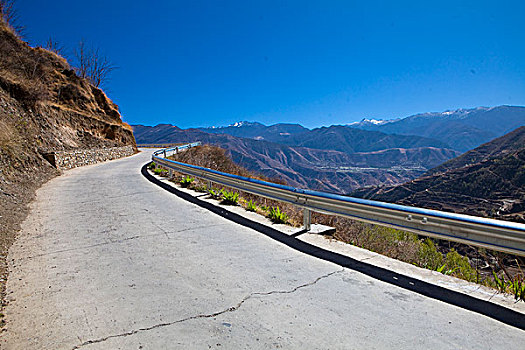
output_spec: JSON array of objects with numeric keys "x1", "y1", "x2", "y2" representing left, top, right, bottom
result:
[{"x1": 16, "y1": 0, "x2": 525, "y2": 128}]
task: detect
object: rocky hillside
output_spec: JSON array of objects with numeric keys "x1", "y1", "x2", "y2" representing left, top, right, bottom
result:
[
  {"x1": 352, "y1": 126, "x2": 525, "y2": 222},
  {"x1": 0, "y1": 20, "x2": 136, "y2": 314},
  {"x1": 133, "y1": 124, "x2": 458, "y2": 193}
]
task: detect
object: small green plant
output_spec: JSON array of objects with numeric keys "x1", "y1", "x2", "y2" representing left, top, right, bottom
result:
[
  {"x1": 192, "y1": 184, "x2": 208, "y2": 192},
  {"x1": 179, "y1": 176, "x2": 194, "y2": 188},
  {"x1": 220, "y1": 189, "x2": 239, "y2": 205},
  {"x1": 207, "y1": 188, "x2": 222, "y2": 200},
  {"x1": 492, "y1": 271, "x2": 509, "y2": 293},
  {"x1": 436, "y1": 264, "x2": 457, "y2": 276},
  {"x1": 267, "y1": 206, "x2": 289, "y2": 224},
  {"x1": 245, "y1": 200, "x2": 258, "y2": 212},
  {"x1": 511, "y1": 277, "x2": 525, "y2": 302},
  {"x1": 443, "y1": 249, "x2": 478, "y2": 281},
  {"x1": 148, "y1": 162, "x2": 156, "y2": 170},
  {"x1": 153, "y1": 167, "x2": 167, "y2": 176},
  {"x1": 491, "y1": 271, "x2": 525, "y2": 302},
  {"x1": 418, "y1": 238, "x2": 443, "y2": 271}
]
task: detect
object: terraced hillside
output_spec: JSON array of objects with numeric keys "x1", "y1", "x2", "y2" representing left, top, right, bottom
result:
[{"x1": 352, "y1": 126, "x2": 525, "y2": 223}]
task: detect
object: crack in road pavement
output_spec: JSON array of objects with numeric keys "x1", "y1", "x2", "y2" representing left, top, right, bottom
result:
[
  {"x1": 18, "y1": 224, "x2": 229, "y2": 261},
  {"x1": 71, "y1": 268, "x2": 345, "y2": 349},
  {"x1": 54, "y1": 191, "x2": 161, "y2": 207}
]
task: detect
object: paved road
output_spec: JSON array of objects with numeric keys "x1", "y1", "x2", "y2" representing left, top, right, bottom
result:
[{"x1": 3, "y1": 150, "x2": 524, "y2": 349}]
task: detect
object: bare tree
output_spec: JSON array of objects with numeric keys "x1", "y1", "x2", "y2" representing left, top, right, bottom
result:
[
  {"x1": 0, "y1": 0, "x2": 24, "y2": 36},
  {"x1": 74, "y1": 39, "x2": 116, "y2": 88},
  {"x1": 74, "y1": 39, "x2": 89, "y2": 79},
  {"x1": 44, "y1": 37, "x2": 65, "y2": 56}
]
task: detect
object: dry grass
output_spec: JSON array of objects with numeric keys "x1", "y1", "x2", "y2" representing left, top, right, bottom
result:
[
  {"x1": 122, "y1": 122, "x2": 133, "y2": 131},
  {"x1": 0, "y1": 118, "x2": 19, "y2": 150}
]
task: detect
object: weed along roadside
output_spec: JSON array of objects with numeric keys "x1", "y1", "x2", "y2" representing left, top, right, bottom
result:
[{"x1": 146, "y1": 144, "x2": 525, "y2": 304}]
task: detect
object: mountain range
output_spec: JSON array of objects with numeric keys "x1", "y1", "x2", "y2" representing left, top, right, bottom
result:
[
  {"x1": 133, "y1": 125, "x2": 458, "y2": 193},
  {"x1": 348, "y1": 106, "x2": 525, "y2": 152},
  {"x1": 199, "y1": 122, "x2": 451, "y2": 152},
  {"x1": 352, "y1": 126, "x2": 525, "y2": 222},
  {"x1": 133, "y1": 105, "x2": 524, "y2": 195},
  {"x1": 199, "y1": 106, "x2": 524, "y2": 154}
]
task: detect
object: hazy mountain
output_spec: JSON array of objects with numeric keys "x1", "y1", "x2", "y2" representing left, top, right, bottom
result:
[
  {"x1": 349, "y1": 106, "x2": 525, "y2": 152},
  {"x1": 199, "y1": 122, "x2": 451, "y2": 153},
  {"x1": 351, "y1": 126, "x2": 525, "y2": 222},
  {"x1": 276, "y1": 125, "x2": 450, "y2": 153},
  {"x1": 199, "y1": 122, "x2": 309, "y2": 143},
  {"x1": 134, "y1": 124, "x2": 458, "y2": 193}
]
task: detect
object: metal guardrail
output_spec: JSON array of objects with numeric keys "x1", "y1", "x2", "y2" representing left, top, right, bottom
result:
[
  {"x1": 138, "y1": 143, "x2": 185, "y2": 148},
  {"x1": 152, "y1": 142, "x2": 525, "y2": 257}
]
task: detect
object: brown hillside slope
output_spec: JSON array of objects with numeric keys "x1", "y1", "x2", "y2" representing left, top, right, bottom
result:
[
  {"x1": 352, "y1": 126, "x2": 525, "y2": 223},
  {"x1": 133, "y1": 124, "x2": 459, "y2": 193},
  {"x1": 0, "y1": 21, "x2": 136, "y2": 322}
]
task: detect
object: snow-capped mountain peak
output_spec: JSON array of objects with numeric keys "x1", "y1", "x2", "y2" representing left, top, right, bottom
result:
[
  {"x1": 228, "y1": 121, "x2": 261, "y2": 128},
  {"x1": 348, "y1": 118, "x2": 397, "y2": 127}
]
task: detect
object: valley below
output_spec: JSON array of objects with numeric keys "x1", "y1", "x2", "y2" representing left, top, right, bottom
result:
[
  {"x1": 133, "y1": 124, "x2": 460, "y2": 193},
  {"x1": 134, "y1": 106, "x2": 524, "y2": 216},
  {"x1": 133, "y1": 106, "x2": 525, "y2": 222}
]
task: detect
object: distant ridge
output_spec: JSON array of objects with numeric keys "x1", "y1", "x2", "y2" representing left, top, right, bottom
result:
[
  {"x1": 134, "y1": 105, "x2": 523, "y2": 198},
  {"x1": 198, "y1": 121, "x2": 451, "y2": 152},
  {"x1": 197, "y1": 105, "x2": 524, "y2": 153},
  {"x1": 351, "y1": 126, "x2": 525, "y2": 223},
  {"x1": 199, "y1": 122, "x2": 309, "y2": 143},
  {"x1": 348, "y1": 105, "x2": 525, "y2": 152}
]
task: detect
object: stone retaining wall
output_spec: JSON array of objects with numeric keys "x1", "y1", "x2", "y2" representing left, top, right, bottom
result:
[{"x1": 44, "y1": 145, "x2": 135, "y2": 170}]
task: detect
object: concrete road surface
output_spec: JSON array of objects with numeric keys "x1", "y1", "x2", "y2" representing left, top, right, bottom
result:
[{"x1": 3, "y1": 150, "x2": 524, "y2": 349}]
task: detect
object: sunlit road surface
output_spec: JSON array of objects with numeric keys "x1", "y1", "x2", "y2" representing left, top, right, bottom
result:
[{"x1": 4, "y1": 150, "x2": 524, "y2": 349}]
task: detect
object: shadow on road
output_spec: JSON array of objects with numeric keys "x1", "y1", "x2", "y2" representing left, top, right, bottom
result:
[{"x1": 142, "y1": 163, "x2": 525, "y2": 330}]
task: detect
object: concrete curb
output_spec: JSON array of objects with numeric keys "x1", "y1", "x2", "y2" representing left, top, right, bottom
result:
[{"x1": 143, "y1": 163, "x2": 525, "y2": 330}]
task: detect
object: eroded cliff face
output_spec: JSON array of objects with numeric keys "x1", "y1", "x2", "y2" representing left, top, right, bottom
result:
[
  {"x1": 0, "y1": 22, "x2": 136, "y2": 316},
  {"x1": 0, "y1": 24, "x2": 135, "y2": 152}
]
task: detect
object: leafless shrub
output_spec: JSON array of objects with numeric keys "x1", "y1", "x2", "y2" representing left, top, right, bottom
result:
[
  {"x1": 74, "y1": 39, "x2": 116, "y2": 88},
  {"x1": 0, "y1": 0, "x2": 24, "y2": 37},
  {"x1": 44, "y1": 37, "x2": 65, "y2": 56}
]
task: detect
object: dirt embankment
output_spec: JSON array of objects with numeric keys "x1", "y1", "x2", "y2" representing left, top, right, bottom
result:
[{"x1": 0, "y1": 22, "x2": 136, "y2": 324}]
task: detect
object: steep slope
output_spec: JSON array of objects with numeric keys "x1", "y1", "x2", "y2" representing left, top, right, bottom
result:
[
  {"x1": 0, "y1": 21, "x2": 136, "y2": 312},
  {"x1": 349, "y1": 106, "x2": 525, "y2": 152},
  {"x1": 425, "y1": 126, "x2": 525, "y2": 176},
  {"x1": 352, "y1": 127, "x2": 525, "y2": 222},
  {"x1": 134, "y1": 124, "x2": 458, "y2": 193}
]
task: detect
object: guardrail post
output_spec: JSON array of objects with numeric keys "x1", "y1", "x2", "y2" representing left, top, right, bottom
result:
[
  {"x1": 303, "y1": 208, "x2": 311, "y2": 231},
  {"x1": 207, "y1": 180, "x2": 212, "y2": 190},
  {"x1": 169, "y1": 169, "x2": 173, "y2": 178}
]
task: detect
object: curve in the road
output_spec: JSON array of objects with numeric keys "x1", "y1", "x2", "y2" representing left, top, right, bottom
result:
[
  {"x1": 4, "y1": 151, "x2": 523, "y2": 350},
  {"x1": 142, "y1": 162, "x2": 525, "y2": 330}
]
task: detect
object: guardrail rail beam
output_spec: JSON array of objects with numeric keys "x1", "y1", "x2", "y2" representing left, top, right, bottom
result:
[{"x1": 151, "y1": 142, "x2": 525, "y2": 257}]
